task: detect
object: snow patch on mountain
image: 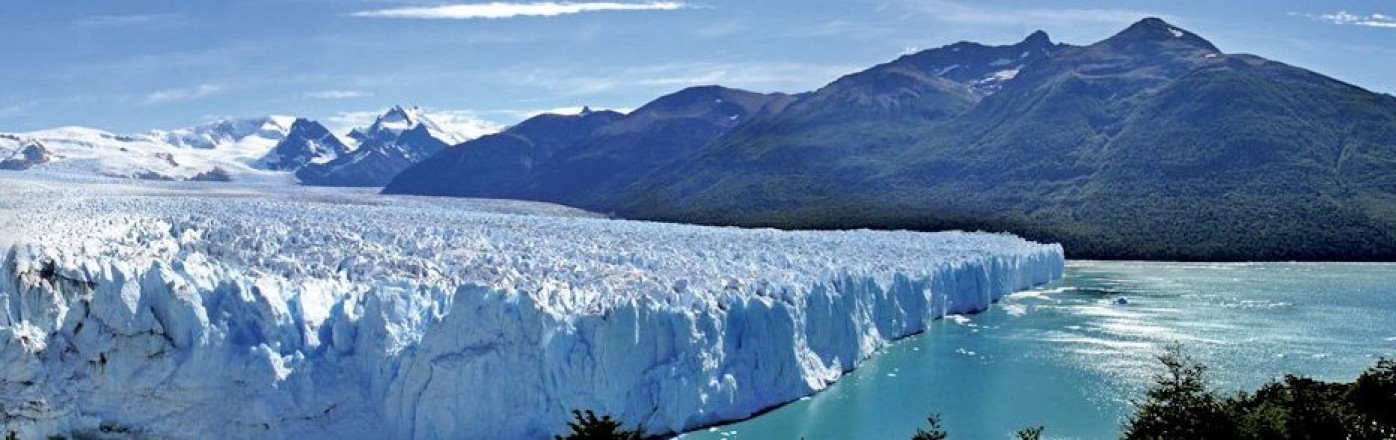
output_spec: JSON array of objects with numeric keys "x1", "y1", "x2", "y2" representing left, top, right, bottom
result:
[
  {"x1": 896, "y1": 31, "x2": 1062, "y2": 97},
  {"x1": 0, "y1": 108, "x2": 486, "y2": 184},
  {"x1": 151, "y1": 116, "x2": 295, "y2": 150},
  {"x1": 0, "y1": 118, "x2": 300, "y2": 183}
]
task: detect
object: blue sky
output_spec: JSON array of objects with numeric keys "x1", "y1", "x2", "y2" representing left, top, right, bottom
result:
[{"x1": 0, "y1": 0, "x2": 1392, "y2": 133}]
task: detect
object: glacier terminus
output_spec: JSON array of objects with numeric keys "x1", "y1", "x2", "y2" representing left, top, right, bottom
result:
[{"x1": 0, "y1": 175, "x2": 1062, "y2": 438}]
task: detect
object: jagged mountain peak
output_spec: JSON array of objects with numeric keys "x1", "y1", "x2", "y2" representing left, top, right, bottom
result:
[
  {"x1": 1023, "y1": 30, "x2": 1052, "y2": 47},
  {"x1": 366, "y1": 105, "x2": 423, "y2": 131},
  {"x1": 259, "y1": 118, "x2": 349, "y2": 171},
  {"x1": 876, "y1": 29, "x2": 1066, "y2": 97},
  {"x1": 1102, "y1": 17, "x2": 1219, "y2": 52},
  {"x1": 381, "y1": 105, "x2": 423, "y2": 124},
  {"x1": 348, "y1": 105, "x2": 470, "y2": 146}
]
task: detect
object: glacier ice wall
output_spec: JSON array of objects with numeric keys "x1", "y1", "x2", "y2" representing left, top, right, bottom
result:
[{"x1": 0, "y1": 177, "x2": 1063, "y2": 439}]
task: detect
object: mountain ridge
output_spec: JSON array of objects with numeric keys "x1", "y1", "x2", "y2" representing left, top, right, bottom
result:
[{"x1": 617, "y1": 17, "x2": 1396, "y2": 261}]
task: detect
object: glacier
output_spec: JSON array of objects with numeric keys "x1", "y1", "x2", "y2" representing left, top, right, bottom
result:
[{"x1": 0, "y1": 175, "x2": 1063, "y2": 439}]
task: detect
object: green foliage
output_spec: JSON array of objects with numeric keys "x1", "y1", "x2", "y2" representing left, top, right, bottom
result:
[
  {"x1": 1350, "y1": 358, "x2": 1396, "y2": 426},
  {"x1": 1123, "y1": 343, "x2": 1236, "y2": 439},
  {"x1": 1015, "y1": 426, "x2": 1045, "y2": 440},
  {"x1": 555, "y1": 409, "x2": 643, "y2": 440},
  {"x1": 1124, "y1": 347, "x2": 1396, "y2": 439},
  {"x1": 911, "y1": 413, "x2": 948, "y2": 440},
  {"x1": 897, "y1": 351, "x2": 1393, "y2": 440},
  {"x1": 906, "y1": 412, "x2": 1044, "y2": 439}
]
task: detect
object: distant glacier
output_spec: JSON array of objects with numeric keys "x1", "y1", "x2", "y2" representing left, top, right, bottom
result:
[{"x1": 0, "y1": 175, "x2": 1062, "y2": 439}]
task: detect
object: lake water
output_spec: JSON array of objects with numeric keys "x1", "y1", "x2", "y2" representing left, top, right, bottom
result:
[{"x1": 682, "y1": 261, "x2": 1396, "y2": 440}]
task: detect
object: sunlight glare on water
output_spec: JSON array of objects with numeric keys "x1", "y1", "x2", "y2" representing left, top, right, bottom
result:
[{"x1": 682, "y1": 261, "x2": 1396, "y2": 440}]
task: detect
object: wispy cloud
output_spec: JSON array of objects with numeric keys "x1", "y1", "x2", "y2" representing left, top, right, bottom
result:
[
  {"x1": 0, "y1": 103, "x2": 33, "y2": 119},
  {"x1": 323, "y1": 111, "x2": 381, "y2": 135},
  {"x1": 485, "y1": 106, "x2": 636, "y2": 121},
  {"x1": 143, "y1": 84, "x2": 223, "y2": 105},
  {"x1": 897, "y1": 0, "x2": 1157, "y2": 27},
  {"x1": 788, "y1": 19, "x2": 901, "y2": 40},
  {"x1": 304, "y1": 90, "x2": 371, "y2": 100},
  {"x1": 1292, "y1": 11, "x2": 1396, "y2": 29},
  {"x1": 431, "y1": 110, "x2": 508, "y2": 138},
  {"x1": 353, "y1": 1, "x2": 689, "y2": 20},
  {"x1": 74, "y1": 13, "x2": 182, "y2": 27},
  {"x1": 499, "y1": 61, "x2": 859, "y2": 96}
]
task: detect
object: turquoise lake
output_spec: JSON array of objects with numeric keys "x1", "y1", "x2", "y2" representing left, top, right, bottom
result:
[{"x1": 682, "y1": 261, "x2": 1396, "y2": 439}]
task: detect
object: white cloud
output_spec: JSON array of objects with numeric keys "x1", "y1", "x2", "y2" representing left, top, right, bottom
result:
[
  {"x1": 0, "y1": 103, "x2": 32, "y2": 118},
  {"x1": 353, "y1": 1, "x2": 689, "y2": 20},
  {"x1": 485, "y1": 106, "x2": 636, "y2": 121},
  {"x1": 789, "y1": 19, "x2": 901, "y2": 40},
  {"x1": 499, "y1": 61, "x2": 860, "y2": 96},
  {"x1": 1293, "y1": 11, "x2": 1396, "y2": 29},
  {"x1": 897, "y1": 0, "x2": 1157, "y2": 27},
  {"x1": 304, "y1": 90, "x2": 371, "y2": 99},
  {"x1": 74, "y1": 13, "x2": 182, "y2": 27},
  {"x1": 142, "y1": 84, "x2": 223, "y2": 105},
  {"x1": 430, "y1": 110, "x2": 508, "y2": 139},
  {"x1": 323, "y1": 111, "x2": 381, "y2": 136}
]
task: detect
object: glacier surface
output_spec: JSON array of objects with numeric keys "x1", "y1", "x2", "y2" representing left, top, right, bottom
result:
[{"x1": 0, "y1": 175, "x2": 1063, "y2": 439}]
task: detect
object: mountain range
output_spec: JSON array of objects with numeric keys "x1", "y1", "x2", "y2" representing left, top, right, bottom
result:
[
  {"x1": 386, "y1": 18, "x2": 1396, "y2": 261},
  {"x1": 0, "y1": 107, "x2": 472, "y2": 185},
  {"x1": 4, "y1": 18, "x2": 1395, "y2": 260}
]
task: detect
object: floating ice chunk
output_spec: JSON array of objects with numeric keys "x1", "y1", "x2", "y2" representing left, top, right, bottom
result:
[{"x1": 1002, "y1": 303, "x2": 1028, "y2": 316}]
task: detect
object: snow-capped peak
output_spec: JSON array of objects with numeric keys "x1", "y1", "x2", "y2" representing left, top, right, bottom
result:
[
  {"x1": 376, "y1": 105, "x2": 423, "y2": 131},
  {"x1": 349, "y1": 105, "x2": 472, "y2": 146}
]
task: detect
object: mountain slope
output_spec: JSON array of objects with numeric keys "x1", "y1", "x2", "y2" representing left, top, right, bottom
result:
[
  {"x1": 522, "y1": 86, "x2": 796, "y2": 210},
  {"x1": 381, "y1": 108, "x2": 625, "y2": 198},
  {"x1": 622, "y1": 18, "x2": 1396, "y2": 261},
  {"x1": 619, "y1": 30, "x2": 1065, "y2": 222},
  {"x1": 0, "y1": 117, "x2": 296, "y2": 182},
  {"x1": 384, "y1": 87, "x2": 795, "y2": 210}
]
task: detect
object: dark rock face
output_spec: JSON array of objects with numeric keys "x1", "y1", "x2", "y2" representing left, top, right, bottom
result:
[
  {"x1": 0, "y1": 141, "x2": 53, "y2": 170},
  {"x1": 260, "y1": 119, "x2": 350, "y2": 171},
  {"x1": 188, "y1": 167, "x2": 233, "y2": 182}
]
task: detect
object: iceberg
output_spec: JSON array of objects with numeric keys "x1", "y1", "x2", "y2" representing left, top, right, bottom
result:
[{"x1": 0, "y1": 176, "x2": 1063, "y2": 439}]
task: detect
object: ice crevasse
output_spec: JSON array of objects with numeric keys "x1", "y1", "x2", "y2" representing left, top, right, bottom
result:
[{"x1": 0, "y1": 179, "x2": 1064, "y2": 439}]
